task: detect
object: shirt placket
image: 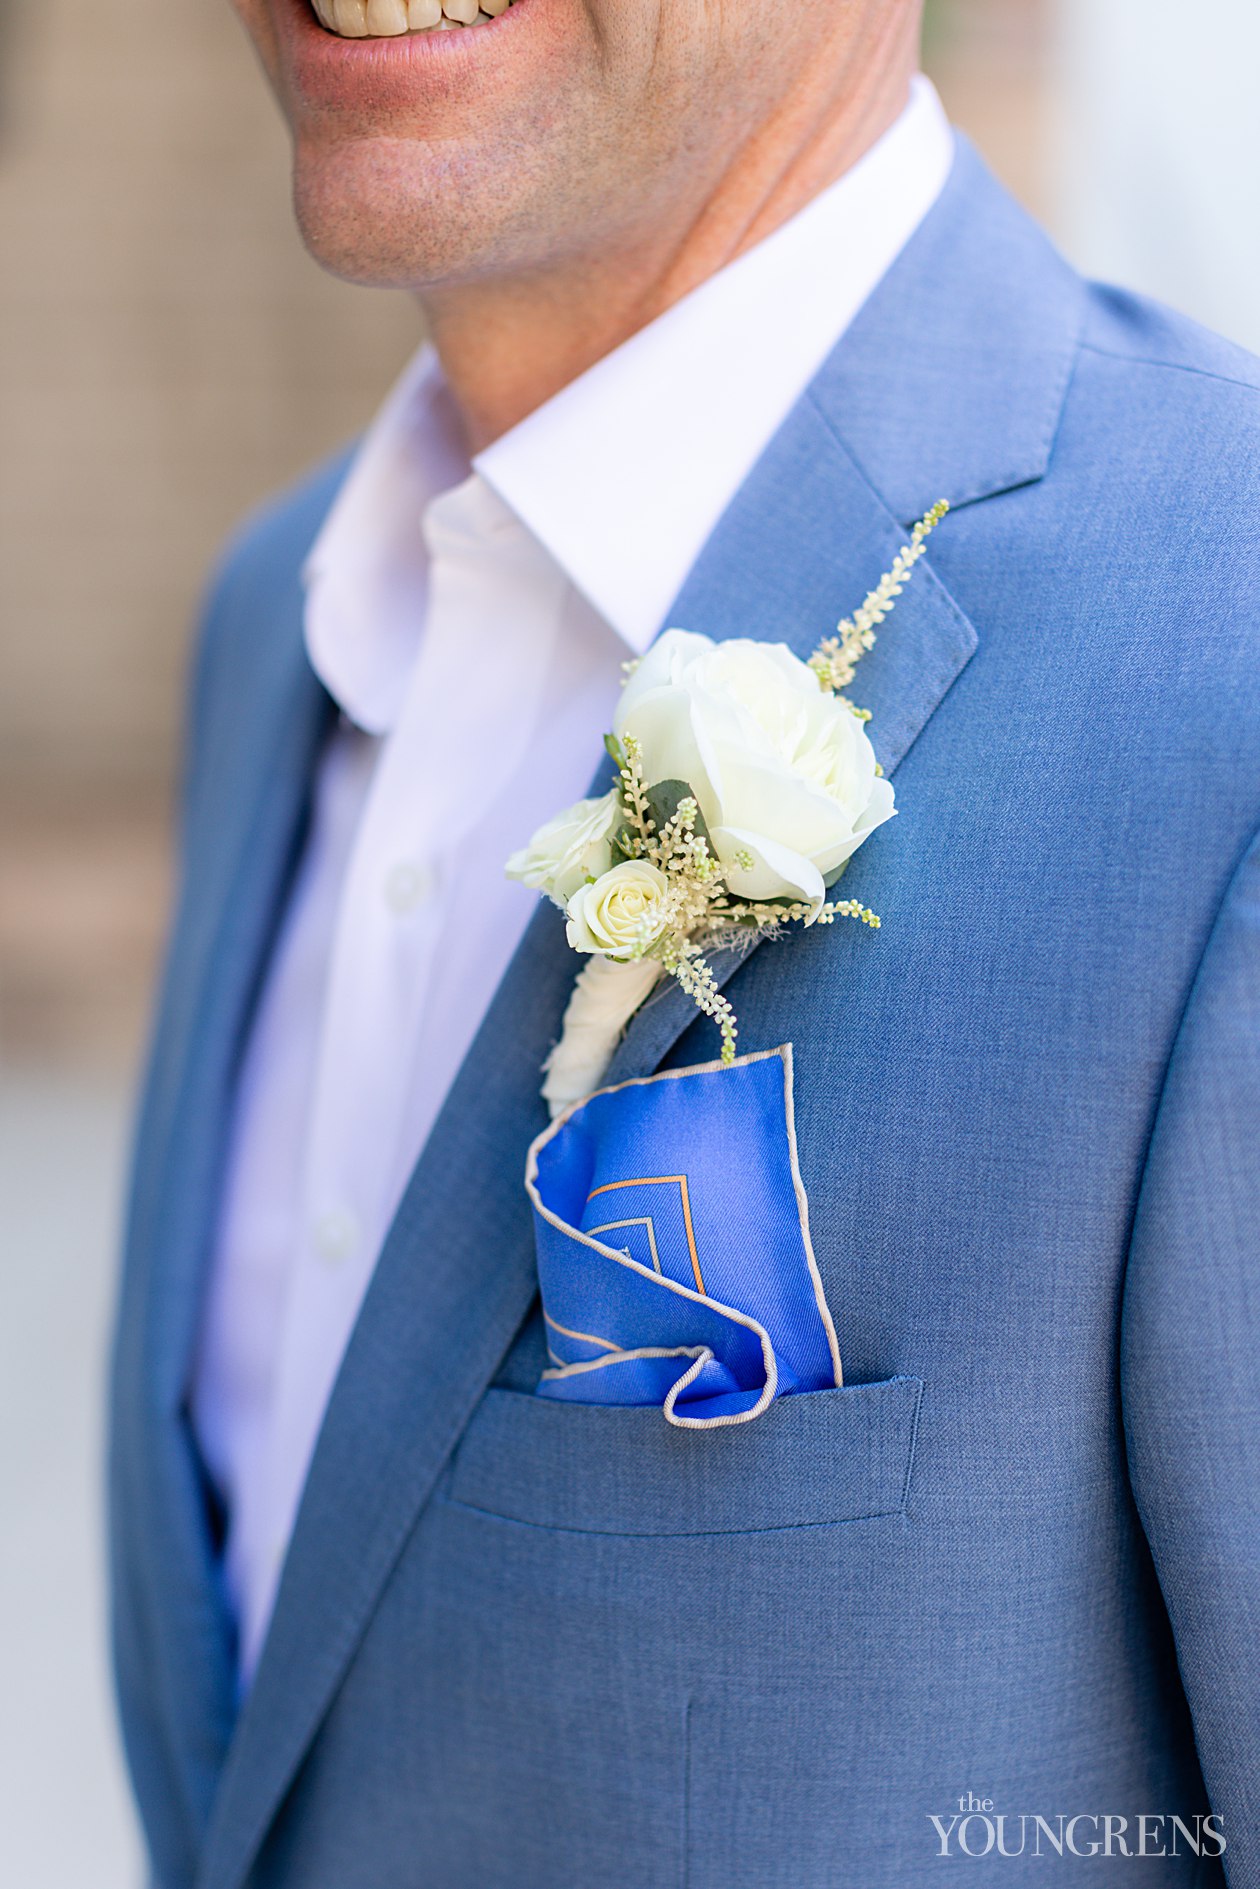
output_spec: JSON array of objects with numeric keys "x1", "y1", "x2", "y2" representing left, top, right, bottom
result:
[{"x1": 248, "y1": 482, "x2": 568, "y2": 1657}]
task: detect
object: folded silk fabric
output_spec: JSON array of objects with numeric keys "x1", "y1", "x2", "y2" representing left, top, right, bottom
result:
[{"x1": 525, "y1": 1046, "x2": 842, "y2": 1428}]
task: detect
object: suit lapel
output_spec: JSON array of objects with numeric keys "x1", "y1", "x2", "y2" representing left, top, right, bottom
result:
[
  {"x1": 114, "y1": 472, "x2": 342, "y2": 1844},
  {"x1": 199, "y1": 898, "x2": 572, "y2": 1889},
  {"x1": 200, "y1": 142, "x2": 1086, "y2": 1889}
]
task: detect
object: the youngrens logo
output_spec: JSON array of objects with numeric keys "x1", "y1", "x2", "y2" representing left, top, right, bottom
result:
[{"x1": 929, "y1": 1795, "x2": 1225, "y2": 1860}]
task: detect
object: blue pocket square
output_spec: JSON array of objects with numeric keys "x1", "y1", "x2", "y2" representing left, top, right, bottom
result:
[{"x1": 525, "y1": 1046, "x2": 841, "y2": 1428}]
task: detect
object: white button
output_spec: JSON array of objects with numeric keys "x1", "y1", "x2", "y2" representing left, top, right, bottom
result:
[
  {"x1": 383, "y1": 859, "x2": 434, "y2": 915},
  {"x1": 313, "y1": 1208, "x2": 358, "y2": 1266}
]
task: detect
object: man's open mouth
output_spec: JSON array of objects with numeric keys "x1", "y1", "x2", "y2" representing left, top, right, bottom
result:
[{"x1": 309, "y1": 0, "x2": 515, "y2": 35}]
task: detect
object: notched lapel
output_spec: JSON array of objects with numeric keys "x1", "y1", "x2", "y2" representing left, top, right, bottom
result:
[
  {"x1": 116, "y1": 506, "x2": 338, "y2": 1856},
  {"x1": 605, "y1": 138, "x2": 1089, "y2": 1092}
]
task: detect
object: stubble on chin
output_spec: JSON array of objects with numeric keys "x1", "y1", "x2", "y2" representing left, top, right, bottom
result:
[{"x1": 289, "y1": 126, "x2": 563, "y2": 291}]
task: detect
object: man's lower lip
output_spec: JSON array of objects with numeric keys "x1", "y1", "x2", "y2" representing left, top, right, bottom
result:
[{"x1": 280, "y1": 0, "x2": 537, "y2": 106}]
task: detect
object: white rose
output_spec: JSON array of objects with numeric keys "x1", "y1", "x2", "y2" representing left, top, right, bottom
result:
[
  {"x1": 505, "y1": 788, "x2": 620, "y2": 908},
  {"x1": 565, "y1": 861, "x2": 670, "y2": 959},
  {"x1": 615, "y1": 629, "x2": 895, "y2": 913}
]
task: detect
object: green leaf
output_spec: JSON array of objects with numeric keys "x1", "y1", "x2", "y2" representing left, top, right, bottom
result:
[
  {"x1": 644, "y1": 779, "x2": 712, "y2": 848},
  {"x1": 604, "y1": 731, "x2": 626, "y2": 771}
]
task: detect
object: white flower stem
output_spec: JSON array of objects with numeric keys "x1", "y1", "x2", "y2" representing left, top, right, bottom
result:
[{"x1": 542, "y1": 954, "x2": 664, "y2": 1117}]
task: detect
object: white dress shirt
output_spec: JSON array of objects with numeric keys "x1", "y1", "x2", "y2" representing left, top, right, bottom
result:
[{"x1": 191, "y1": 76, "x2": 954, "y2": 1688}]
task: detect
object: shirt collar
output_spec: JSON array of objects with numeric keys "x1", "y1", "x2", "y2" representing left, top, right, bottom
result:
[
  {"x1": 476, "y1": 75, "x2": 954, "y2": 656},
  {"x1": 303, "y1": 348, "x2": 471, "y2": 735},
  {"x1": 303, "y1": 74, "x2": 954, "y2": 729}
]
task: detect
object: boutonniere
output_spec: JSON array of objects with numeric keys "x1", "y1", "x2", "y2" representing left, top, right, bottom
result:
[{"x1": 507, "y1": 502, "x2": 948, "y2": 1113}]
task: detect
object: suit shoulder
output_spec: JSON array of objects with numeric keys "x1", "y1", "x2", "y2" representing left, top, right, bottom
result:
[
  {"x1": 1055, "y1": 284, "x2": 1260, "y2": 546},
  {"x1": 957, "y1": 284, "x2": 1260, "y2": 712},
  {"x1": 1079, "y1": 283, "x2": 1260, "y2": 425},
  {"x1": 189, "y1": 446, "x2": 351, "y2": 711}
]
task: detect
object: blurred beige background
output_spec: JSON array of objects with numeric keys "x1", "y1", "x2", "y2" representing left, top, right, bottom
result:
[
  {"x1": 0, "y1": 0, "x2": 421, "y2": 1071},
  {"x1": 0, "y1": 0, "x2": 1053, "y2": 1080},
  {"x1": 1, "y1": 1, "x2": 1255, "y2": 1882}
]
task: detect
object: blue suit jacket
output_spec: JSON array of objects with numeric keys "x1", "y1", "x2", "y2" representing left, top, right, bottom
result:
[{"x1": 110, "y1": 142, "x2": 1260, "y2": 1887}]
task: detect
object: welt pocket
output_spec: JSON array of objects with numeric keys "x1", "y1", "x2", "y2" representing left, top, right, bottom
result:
[{"x1": 446, "y1": 1376, "x2": 924, "y2": 1537}]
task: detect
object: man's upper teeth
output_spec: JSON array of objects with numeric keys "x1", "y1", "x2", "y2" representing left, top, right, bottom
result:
[{"x1": 312, "y1": 0, "x2": 513, "y2": 33}]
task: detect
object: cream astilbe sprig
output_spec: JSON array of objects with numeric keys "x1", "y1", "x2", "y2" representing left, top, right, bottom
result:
[
  {"x1": 809, "y1": 500, "x2": 949, "y2": 701},
  {"x1": 664, "y1": 939, "x2": 740, "y2": 1067}
]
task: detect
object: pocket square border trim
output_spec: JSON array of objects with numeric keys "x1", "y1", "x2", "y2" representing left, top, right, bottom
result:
[{"x1": 524, "y1": 1044, "x2": 842, "y2": 1429}]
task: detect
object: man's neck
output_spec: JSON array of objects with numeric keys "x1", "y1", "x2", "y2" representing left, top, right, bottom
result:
[{"x1": 421, "y1": 24, "x2": 920, "y2": 456}]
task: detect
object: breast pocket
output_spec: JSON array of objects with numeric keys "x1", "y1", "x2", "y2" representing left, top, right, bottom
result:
[
  {"x1": 447, "y1": 1375, "x2": 924, "y2": 1535},
  {"x1": 406, "y1": 1376, "x2": 924, "y2": 1887}
]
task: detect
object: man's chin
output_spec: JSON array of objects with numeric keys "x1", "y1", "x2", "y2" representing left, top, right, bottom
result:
[{"x1": 292, "y1": 137, "x2": 523, "y2": 291}]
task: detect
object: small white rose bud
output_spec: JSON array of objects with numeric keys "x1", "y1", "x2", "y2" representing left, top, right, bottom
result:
[{"x1": 564, "y1": 861, "x2": 670, "y2": 959}]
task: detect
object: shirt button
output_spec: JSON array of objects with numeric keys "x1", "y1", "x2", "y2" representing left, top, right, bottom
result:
[
  {"x1": 313, "y1": 1208, "x2": 358, "y2": 1266},
  {"x1": 383, "y1": 859, "x2": 434, "y2": 915}
]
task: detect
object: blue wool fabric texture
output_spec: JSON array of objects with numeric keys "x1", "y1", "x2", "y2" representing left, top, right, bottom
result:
[
  {"x1": 531, "y1": 1048, "x2": 840, "y2": 1420},
  {"x1": 109, "y1": 138, "x2": 1260, "y2": 1888}
]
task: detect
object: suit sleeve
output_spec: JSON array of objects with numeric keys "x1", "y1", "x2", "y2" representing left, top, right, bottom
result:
[{"x1": 1122, "y1": 820, "x2": 1260, "y2": 1879}]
